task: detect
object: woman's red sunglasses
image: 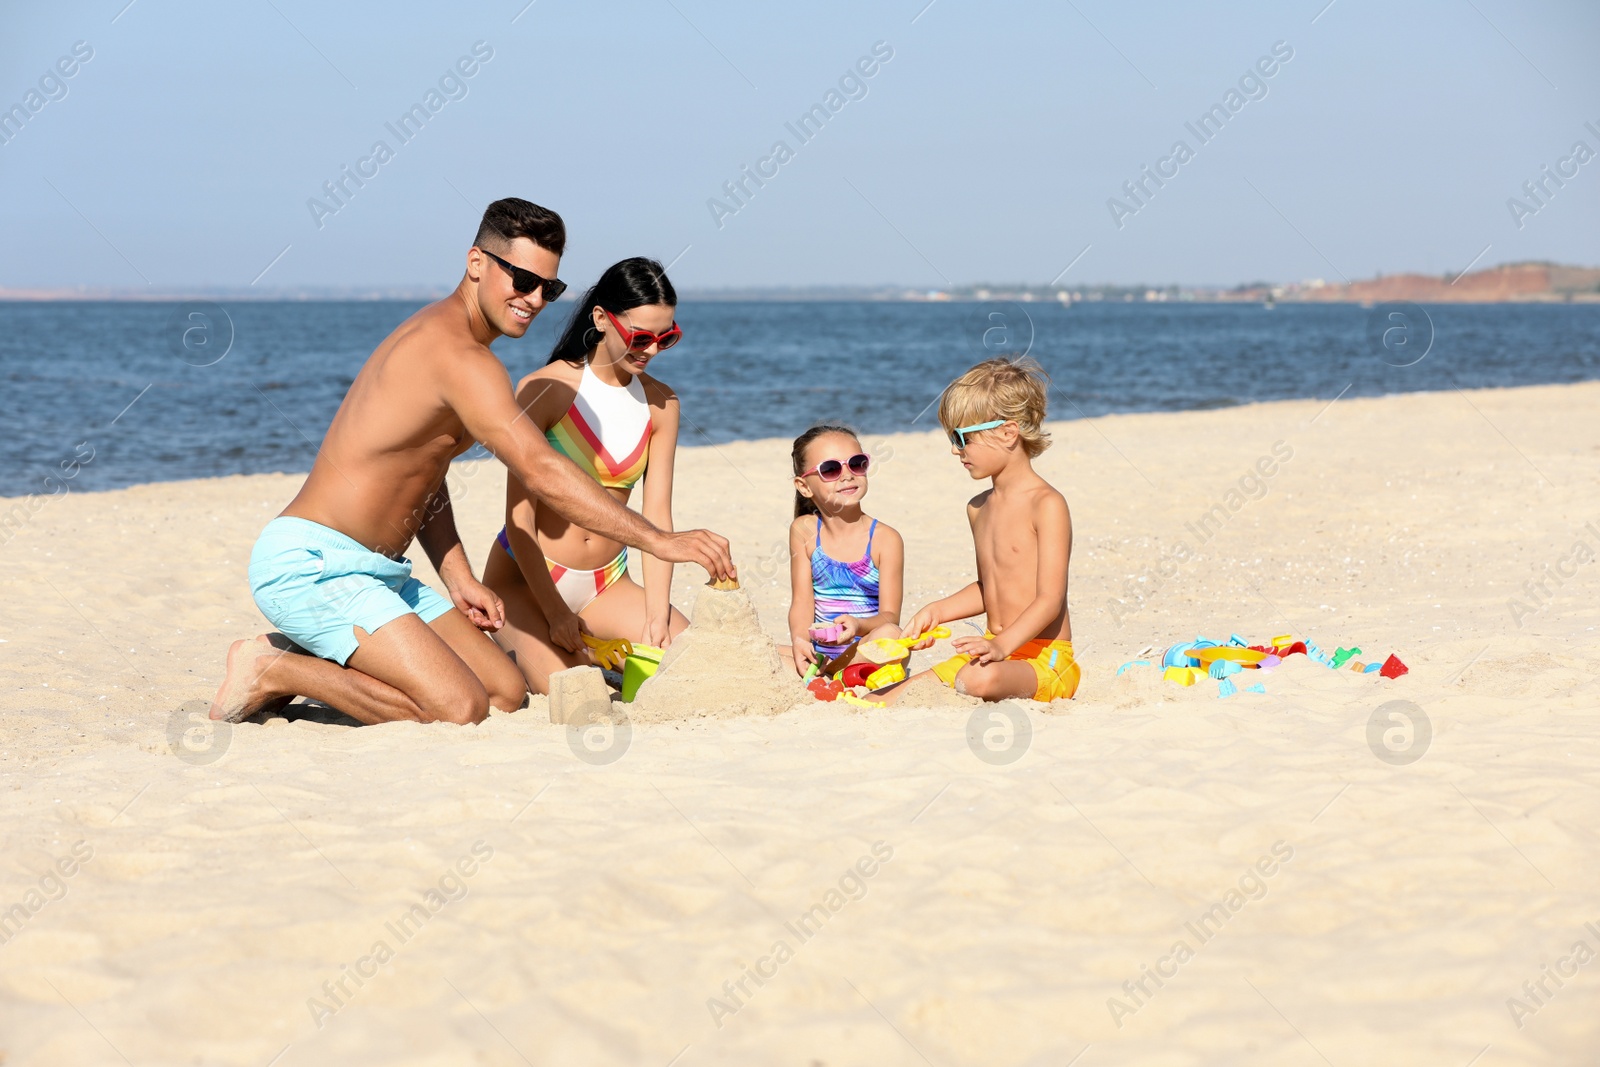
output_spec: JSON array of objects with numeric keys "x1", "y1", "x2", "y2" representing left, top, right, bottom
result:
[
  {"x1": 801, "y1": 453, "x2": 870, "y2": 481},
  {"x1": 603, "y1": 308, "x2": 682, "y2": 352}
]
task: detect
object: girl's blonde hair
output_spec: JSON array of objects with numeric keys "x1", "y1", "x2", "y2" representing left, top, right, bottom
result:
[{"x1": 937, "y1": 357, "x2": 1052, "y2": 457}]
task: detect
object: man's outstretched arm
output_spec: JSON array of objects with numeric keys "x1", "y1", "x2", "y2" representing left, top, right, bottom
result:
[{"x1": 444, "y1": 350, "x2": 736, "y2": 582}]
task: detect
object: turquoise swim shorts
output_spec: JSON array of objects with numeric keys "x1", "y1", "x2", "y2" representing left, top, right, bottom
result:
[{"x1": 248, "y1": 516, "x2": 453, "y2": 665}]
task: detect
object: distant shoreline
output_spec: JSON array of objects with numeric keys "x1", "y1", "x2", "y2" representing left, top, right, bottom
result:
[
  {"x1": 4, "y1": 292, "x2": 1599, "y2": 305},
  {"x1": 3, "y1": 261, "x2": 1597, "y2": 305}
]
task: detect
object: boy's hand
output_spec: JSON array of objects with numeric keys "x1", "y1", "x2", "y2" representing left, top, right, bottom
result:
[
  {"x1": 951, "y1": 634, "x2": 1002, "y2": 665},
  {"x1": 547, "y1": 610, "x2": 591, "y2": 655},
  {"x1": 790, "y1": 635, "x2": 816, "y2": 677},
  {"x1": 905, "y1": 607, "x2": 941, "y2": 649}
]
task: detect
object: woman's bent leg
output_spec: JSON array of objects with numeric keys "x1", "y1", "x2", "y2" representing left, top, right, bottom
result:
[
  {"x1": 481, "y1": 543, "x2": 585, "y2": 696},
  {"x1": 579, "y1": 573, "x2": 688, "y2": 645}
]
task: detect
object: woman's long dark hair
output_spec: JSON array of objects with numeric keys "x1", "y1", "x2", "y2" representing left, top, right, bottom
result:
[
  {"x1": 548, "y1": 257, "x2": 677, "y2": 365},
  {"x1": 791, "y1": 423, "x2": 859, "y2": 519}
]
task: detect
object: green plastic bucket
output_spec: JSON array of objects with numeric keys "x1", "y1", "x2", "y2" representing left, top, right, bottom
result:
[{"x1": 621, "y1": 644, "x2": 664, "y2": 702}]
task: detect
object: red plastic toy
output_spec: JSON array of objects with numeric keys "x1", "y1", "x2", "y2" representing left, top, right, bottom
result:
[
  {"x1": 1379, "y1": 653, "x2": 1408, "y2": 679},
  {"x1": 840, "y1": 663, "x2": 877, "y2": 689},
  {"x1": 808, "y1": 677, "x2": 843, "y2": 701}
]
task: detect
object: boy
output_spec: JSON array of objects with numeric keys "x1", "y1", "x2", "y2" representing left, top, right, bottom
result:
[{"x1": 894, "y1": 358, "x2": 1078, "y2": 702}]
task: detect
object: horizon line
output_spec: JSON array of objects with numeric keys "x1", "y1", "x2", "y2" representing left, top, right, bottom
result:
[{"x1": 1, "y1": 260, "x2": 1595, "y2": 303}]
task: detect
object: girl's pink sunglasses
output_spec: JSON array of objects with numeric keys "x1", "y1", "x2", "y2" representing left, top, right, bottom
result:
[{"x1": 801, "y1": 453, "x2": 870, "y2": 481}]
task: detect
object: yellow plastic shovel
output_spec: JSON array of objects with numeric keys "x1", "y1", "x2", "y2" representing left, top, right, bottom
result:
[{"x1": 857, "y1": 626, "x2": 951, "y2": 665}]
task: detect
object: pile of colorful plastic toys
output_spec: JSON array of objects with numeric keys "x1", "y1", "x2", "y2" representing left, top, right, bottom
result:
[
  {"x1": 803, "y1": 657, "x2": 900, "y2": 709},
  {"x1": 1117, "y1": 633, "x2": 1408, "y2": 699}
]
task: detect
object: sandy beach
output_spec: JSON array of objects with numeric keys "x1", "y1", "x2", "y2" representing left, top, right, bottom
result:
[{"x1": 2, "y1": 381, "x2": 1597, "y2": 1066}]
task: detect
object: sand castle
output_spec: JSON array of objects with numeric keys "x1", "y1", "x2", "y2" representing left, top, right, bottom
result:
[{"x1": 627, "y1": 583, "x2": 797, "y2": 722}]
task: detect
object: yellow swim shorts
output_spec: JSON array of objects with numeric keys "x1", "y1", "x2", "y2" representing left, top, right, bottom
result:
[{"x1": 932, "y1": 633, "x2": 1080, "y2": 702}]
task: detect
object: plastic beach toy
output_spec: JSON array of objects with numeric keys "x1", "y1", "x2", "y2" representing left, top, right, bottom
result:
[
  {"x1": 1190, "y1": 646, "x2": 1268, "y2": 670},
  {"x1": 1161, "y1": 643, "x2": 1198, "y2": 668},
  {"x1": 1163, "y1": 666, "x2": 1205, "y2": 687},
  {"x1": 618, "y1": 644, "x2": 663, "y2": 701},
  {"x1": 807, "y1": 676, "x2": 843, "y2": 701},
  {"x1": 840, "y1": 662, "x2": 879, "y2": 688},
  {"x1": 809, "y1": 623, "x2": 846, "y2": 645},
  {"x1": 858, "y1": 626, "x2": 951, "y2": 665},
  {"x1": 1379, "y1": 654, "x2": 1409, "y2": 679},
  {"x1": 1209, "y1": 659, "x2": 1244, "y2": 680},
  {"x1": 865, "y1": 662, "x2": 906, "y2": 690},
  {"x1": 582, "y1": 633, "x2": 634, "y2": 672}
]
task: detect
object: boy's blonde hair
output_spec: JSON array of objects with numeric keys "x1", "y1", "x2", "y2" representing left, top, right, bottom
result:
[{"x1": 938, "y1": 357, "x2": 1052, "y2": 457}]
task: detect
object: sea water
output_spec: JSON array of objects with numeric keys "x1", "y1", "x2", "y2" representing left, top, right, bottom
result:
[{"x1": 1, "y1": 300, "x2": 1595, "y2": 495}]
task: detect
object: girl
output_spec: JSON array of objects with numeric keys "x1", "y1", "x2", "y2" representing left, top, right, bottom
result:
[
  {"x1": 482, "y1": 257, "x2": 687, "y2": 695},
  {"x1": 781, "y1": 424, "x2": 905, "y2": 677}
]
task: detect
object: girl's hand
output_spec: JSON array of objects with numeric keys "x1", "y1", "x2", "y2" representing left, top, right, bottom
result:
[
  {"x1": 905, "y1": 607, "x2": 941, "y2": 649},
  {"x1": 790, "y1": 635, "x2": 816, "y2": 677},
  {"x1": 642, "y1": 615, "x2": 673, "y2": 651},
  {"x1": 833, "y1": 616, "x2": 864, "y2": 640},
  {"x1": 952, "y1": 634, "x2": 1002, "y2": 665},
  {"x1": 547, "y1": 610, "x2": 590, "y2": 655}
]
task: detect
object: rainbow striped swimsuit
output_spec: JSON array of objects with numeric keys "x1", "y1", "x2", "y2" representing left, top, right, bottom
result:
[
  {"x1": 811, "y1": 517, "x2": 880, "y2": 658},
  {"x1": 545, "y1": 363, "x2": 651, "y2": 489},
  {"x1": 493, "y1": 363, "x2": 651, "y2": 612}
]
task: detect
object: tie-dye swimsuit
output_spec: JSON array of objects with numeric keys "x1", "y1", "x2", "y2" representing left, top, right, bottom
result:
[
  {"x1": 810, "y1": 516, "x2": 880, "y2": 658},
  {"x1": 495, "y1": 363, "x2": 651, "y2": 613}
]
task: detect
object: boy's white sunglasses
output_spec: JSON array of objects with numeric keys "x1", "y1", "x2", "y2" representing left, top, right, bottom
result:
[{"x1": 948, "y1": 420, "x2": 1006, "y2": 448}]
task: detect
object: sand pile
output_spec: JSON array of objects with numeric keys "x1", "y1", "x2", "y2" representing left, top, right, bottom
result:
[
  {"x1": 629, "y1": 584, "x2": 799, "y2": 722},
  {"x1": 891, "y1": 669, "x2": 978, "y2": 709}
]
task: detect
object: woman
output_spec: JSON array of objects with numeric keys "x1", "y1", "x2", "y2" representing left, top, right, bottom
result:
[{"x1": 482, "y1": 257, "x2": 688, "y2": 695}]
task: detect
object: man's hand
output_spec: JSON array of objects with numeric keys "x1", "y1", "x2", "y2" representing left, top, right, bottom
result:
[
  {"x1": 951, "y1": 634, "x2": 1002, "y2": 665},
  {"x1": 646, "y1": 528, "x2": 736, "y2": 583},
  {"x1": 548, "y1": 609, "x2": 590, "y2": 655},
  {"x1": 444, "y1": 570, "x2": 505, "y2": 632}
]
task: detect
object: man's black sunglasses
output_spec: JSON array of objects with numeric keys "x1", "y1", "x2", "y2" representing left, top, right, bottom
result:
[{"x1": 482, "y1": 249, "x2": 567, "y2": 301}]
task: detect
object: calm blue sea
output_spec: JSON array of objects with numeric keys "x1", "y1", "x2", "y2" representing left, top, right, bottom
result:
[{"x1": 2, "y1": 300, "x2": 1596, "y2": 496}]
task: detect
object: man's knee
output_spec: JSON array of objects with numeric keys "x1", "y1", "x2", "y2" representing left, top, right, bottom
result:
[
  {"x1": 487, "y1": 674, "x2": 528, "y2": 714},
  {"x1": 420, "y1": 680, "x2": 490, "y2": 725}
]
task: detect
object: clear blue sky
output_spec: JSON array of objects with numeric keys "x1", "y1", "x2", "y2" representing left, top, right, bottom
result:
[{"x1": 2, "y1": 0, "x2": 1596, "y2": 290}]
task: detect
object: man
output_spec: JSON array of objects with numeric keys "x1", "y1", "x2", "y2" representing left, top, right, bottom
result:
[{"x1": 211, "y1": 198, "x2": 733, "y2": 725}]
